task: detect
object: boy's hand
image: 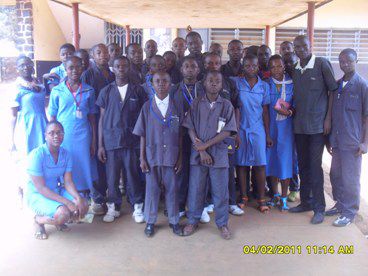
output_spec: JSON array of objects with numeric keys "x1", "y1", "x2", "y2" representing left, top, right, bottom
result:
[
  {"x1": 140, "y1": 158, "x2": 150, "y2": 173},
  {"x1": 323, "y1": 117, "x2": 332, "y2": 135},
  {"x1": 175, "y1": 157, "x2": 182, "y2": 174},
  {"x1": 266, "y1": 135, "x2": 273, "y2": 147},
  {"x1": 235, "y1": 134, "x2": 241, "y2": 149},
  {"x1": 194, "y1": 138, "x2": 208, "y2": 151},
  {"x1": 274, "y1": 106, "x2": 290, "y2": 116},
  {"x1": 97, "y1": 147, "x2": 107, "y2": 163},
  {"x1": 200, "y1": 151, "x2": 213, "y2": 166},
  {"x1": 90, "y1": 143, "x2": 96, "y2": 157},
  {"x1": 325, "y1": 141, "x2": 333, "y2": 155},
  {"x1": 356, "y1": 143, "x2": 368, "y2": 156}
]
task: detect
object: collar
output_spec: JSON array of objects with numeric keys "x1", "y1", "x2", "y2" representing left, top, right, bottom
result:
[
  {"x1": 295, "y1": 54, "x2": 316, "y2": 72},
  {"x1": 339, "y1": 72, "x2": 358, "y2": 88},
  {"x1": 200, "y1": 93, "x2": 224, "y2": 104},
  {"x1": 154, "y1": 94, "x2": 170, "y2": 105}
]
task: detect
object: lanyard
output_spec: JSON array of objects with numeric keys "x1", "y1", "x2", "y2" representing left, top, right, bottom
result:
[
  {"x1": 149, "y1": 99, "x2": 172, "y2": 127},
  {"x1": 181, "y1": 83, "x2": 197, "y2": 105},
  {"x1": 66, "y1": 81, "x2": 83, "y2": 108}
]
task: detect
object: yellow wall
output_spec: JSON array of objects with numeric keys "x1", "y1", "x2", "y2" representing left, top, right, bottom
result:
[
  {"x1": 32, "y1": 0, "x2": 66, "y2": 61},
  {"x1": 281, "y1": 0, "x2": 368, "y2": 28}
]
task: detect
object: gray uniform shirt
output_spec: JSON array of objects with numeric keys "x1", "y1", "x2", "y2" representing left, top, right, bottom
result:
[
  {"x1": 330, "y1": 73, "x2": 368, "y2": 150},
  {"x1": 183, "y1": 95, "x2": 237, "y2": 168},
  {"x1": 133, "y1": 97, "x2": 184, "y2": 167},
  {"x1": 292, "y1": 56, "x2": 338, "y2": 134}
]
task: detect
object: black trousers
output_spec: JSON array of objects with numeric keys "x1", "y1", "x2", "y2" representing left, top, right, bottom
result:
[{"x1": 295, "y1": 133, "x2": 326, "y2": 213}]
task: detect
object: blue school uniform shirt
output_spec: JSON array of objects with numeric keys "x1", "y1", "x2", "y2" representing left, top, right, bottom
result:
[
  {"x1": 330, "y1": 73, "x2": 368, "y2": 150},
  {"x1": 27, "y1": 143, "x2": 72, "y2": 194}
]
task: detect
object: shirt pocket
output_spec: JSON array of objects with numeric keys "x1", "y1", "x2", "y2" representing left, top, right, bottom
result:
[
  {"x1": 128, "y1": 97, "x2": 140, "y2": 112},
  {"x1": 346, "y1": 94, "x2": 360, "y2": 111}
]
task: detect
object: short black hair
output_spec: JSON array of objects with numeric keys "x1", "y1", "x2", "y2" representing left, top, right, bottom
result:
[
  {"x1": 65, "y1": 56, "x2": 82, "y2": 66},
  {"x1": 163, "y1": 51, "x2": 176, "y2": 58},
  {"x1": 91, "y1": 43, "x2": 107, "y2": 53},
  {"x1": 203, "y1": 70, "x2": 223, "y2": 82},
  {"x1": 173, "y1": 37, "x2": 185, "y2": 43},
  {"x1": 75, "y1": 49, "x2": 89, "y2": 57},
  {"x1": 204, "y1": 52, "x2": 221, "y2": 61},
  {"x1": 258, "y1": 44, "x2": 272, "y2": 54},
  {"x1": 243, "y1": 53, "x2": 258, "y2": 64},
  {"x1": 149, "y1": 55, "x2": 165, "y2": 65},
  {"x1": 126, "y1": 43, "x2": 141, "y2": 52},
  {"x1": 247, "y1": 45, "x2": 259, "y2": 56},
  {"x1": 339, "y1": 48, "x2": 357, "y2": 60},
  {"x1": 145, "y1": 39, "x2": 158, "y2": 47},
  {"x1": 268, "y1": 54, "x2": 283, "y2": 67},
  {"x1": 294, "y1": 35, "x2": 309, "y2": 44},
  {"x1": 60, "y1": 43, "x2": 75, "y2": 53},
  {"x1": 186, "y1": 31, "x2": 202, "y2": 41},
  {"x1": 152, "y1": 71, "x2": 171, "y2": 81},
  {"x1": 281, "y1": 41, "x2": 293, "y2": 46},
  {"x1": 228, "y1": 39, "x2": 243, "y2": 47},
  {"x1": 16, "y1": 55, "x2": 32, "y2": 65},
  {"x1": 181, "y1": 56, "x2": 199, "y2": 67},
  {"x1": 112, "y1": 55, "x2": 130, "y2": 66},
  {"x1": 46, "y1": 120, "x2": 64, "y2": 133}
]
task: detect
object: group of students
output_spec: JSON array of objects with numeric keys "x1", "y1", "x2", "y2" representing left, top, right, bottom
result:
[{"x1": 10, "y1": 30, "x2": 368, "y2": 241}]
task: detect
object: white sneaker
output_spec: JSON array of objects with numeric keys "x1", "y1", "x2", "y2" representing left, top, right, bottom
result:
[
  {"x1": 200, "y1": 208, "x2": 210, "y2": 223},
  {"x1": 229, "y1": 205, "x2": 244, "y2": 216},
  {"x1": 91, "y1": 201, "x2": 105, "y2": 215},
  {"x1": 206, "y1": 204, "x2": 214, "y2": 213},
  {"x1": 132, "y1": 203, "x2": 145, "y2": 223},
  {"x1": 103, "y1": 203, "x2": 120, "y2": 223},
  {"x1": 179, "y1": 211, "x2": 186, "y2": 218}
]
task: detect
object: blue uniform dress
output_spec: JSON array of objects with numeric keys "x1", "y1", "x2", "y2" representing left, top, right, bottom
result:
[
  {"x1": 266, "y1": 77, "x2": 294, "y2": 180},
  {"x1": 26, "y1": 144, "x2": 75, "y2": 217},
  {"x1": 48, "y1": 80, "x2": 97, "y2": 191},
  {"x1": 233, "y1": 76, "x2": 270, "y2": 166},
  {"x1": 12, "y1": 81, "x2": 47, "y2": 156}
]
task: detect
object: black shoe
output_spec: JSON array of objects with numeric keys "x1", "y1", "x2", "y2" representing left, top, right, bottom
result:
[
  {"x1": 325, "y1": 205, "x2": 341, "y2": 216},
  {"x1": 311, "y1": 212, "x2": 324, "y2": 224},
  {"x1": 289, "y1": 204, "x2": 313, "y2": 213},
  {"x1": 144, "y1": 224, "x2": 155, "y2": 237},
  {"x1": 169, "y1": 223, "x2": 184, "y2": 236}
]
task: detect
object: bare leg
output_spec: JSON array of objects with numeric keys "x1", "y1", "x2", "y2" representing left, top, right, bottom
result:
[
  {"x1": 255, "y1": 166, "x2": 269, "y2": 213},
  {"x1": 236, "y1": 166, "x2": 249, "y2": 208},
  {"x1": 280, "y1": 179, "x2": 290, "y2": 198},
  {"x1": 34, "y1": 206, "x2": 71, "y2": 239}
]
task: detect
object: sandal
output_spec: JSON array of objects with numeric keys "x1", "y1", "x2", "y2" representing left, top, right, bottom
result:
[
  {"x1": 267, "y1": 193, "x2": 280, "y2": 207},
  {"x1": 55, "y1": 224, "x2": 71, "y2": 232},
  {"x1": 279, "y1": 197, "x2": 289, "y2": 211},
  {"x1": 238, "y1": 196, "x2": 249, "y2": 209},
  {"x1": 257, "y1": 199, "x2": 270, "y2": 213},
  {"x1": 34, "y1": 218, "x2": 48, "y2": 240}
]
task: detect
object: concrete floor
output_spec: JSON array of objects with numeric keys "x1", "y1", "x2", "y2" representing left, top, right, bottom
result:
[{"x1": 1, "y1": 193, "x2": 368, "y2": 276}]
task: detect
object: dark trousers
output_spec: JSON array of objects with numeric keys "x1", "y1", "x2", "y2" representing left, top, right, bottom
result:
[
  {"x1": 330, "y1": 148, "x2": 362, "y2": 219},
  {"x1": 145, "y1": 166, "x2": 179, "y2": 225},
  {"x1": 295, "y1": 133, "x2": 326, "y2": 213},
  {"x1": 106, "y1": 148, "x2": 144, "y2": 208},
  {"x1": 187, "y1": 165, "x2": 229, "y2": 227},
  {"x1": 178, "y1": 150, "x2": 191, "y2": 211}
]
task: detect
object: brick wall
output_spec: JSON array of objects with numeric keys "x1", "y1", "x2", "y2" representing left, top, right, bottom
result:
[{"x1": 15, "y1": 0, "x2": 34, "y2": 59}]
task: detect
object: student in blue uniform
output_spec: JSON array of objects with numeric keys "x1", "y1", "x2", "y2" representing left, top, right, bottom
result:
[
  {"x1": 233, "y1": 54, "x2": 273, "y2": 213},
  {"x1": 49, "y1": 56, "x2": 97, "y2": 197},
  {"x1": 27, "y1": 121, "x2": 88, "y2": 240},
  {"x1": 96, "y1": 56, "x2": 147, "y2": 223},
  {"x1": 326, "y1": 48, "x2": 368, "y2": 227},
  {"x1": 11, "y1": 56, "x2": 48, "y2": 156},
  {"x1": 163, "y1": 51, "x2": 181, "y2": 84},
  {"x1": 221, "y1": 40, "x2": 244, "y2": 78},
  {"x1": 44, "y1": 43, "x2": 75, "y2": 90},
  {"x1": 289, "y1": 35, "x2": 338, "y2": 225},
  {"x1": 266, "y1": 55, "x2": 295, "y2": 211},
  {"x1": 75, "y1": 49, "x2": 90, "y2": 72},
  {"x1": 172, "y1": 37, "x2": 187, "y2": 61},
  {"x1": 81, "y1": 43, "x2": 115, "y2": 214},
  {"x1": 202, "y1": 52, "x2": 244, "y2": 216},
  {"x1": 171, "y1": 56, "x2": 202, "y2": 218},
  {"x1": 185, "y1": 31, "x2": 205, "y2": 80},
  {"x1": 142, "y1": 55, "x2": 166, "y2": 99},
  {"x1": 126, "y1": 43, "x2": 144, "y2": 85},
  {"x1": 107, "y1": 43, "x2": 122, "y2": 72},
  {"x1": 133, "y1": 72, "x2": 184, "y2": 237},
  {"x1": 142, "y1": 39, "x2": 158, "y2": 78},
  {"x1": 182, "y1": 71, "x2": 237, "y2": 240},
  {"x1": 279, "y1": 41, "x2": 294, "y2": 57}
]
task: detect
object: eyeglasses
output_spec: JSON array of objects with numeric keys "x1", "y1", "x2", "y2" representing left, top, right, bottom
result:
[{"x1": 47, "y1": 131, "x2": 64, "y2": 137}]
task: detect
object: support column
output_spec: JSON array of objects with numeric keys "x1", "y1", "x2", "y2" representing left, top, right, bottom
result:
[
  {"x1": 15, "y1": 0, "x2": 34, "y2": 59},
  {"x1": 126, "y1": 25, "x2": 131, "y2": 46},
  {"x1": 307, "y1": 1, "x2": 315, "y2": 50},
  {"x1": 265, "y1": 25, "x2": 270, "y2": 46},
  {"x1": 72, "y1": 3, "x2": 80, "y2": 50}
]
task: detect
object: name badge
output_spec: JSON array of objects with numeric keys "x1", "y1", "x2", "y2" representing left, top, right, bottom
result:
[
  {"x1": 76, "y1": 108, "x2": 83, "y2": 119},
  {"x1": 217, "y1": 117, "x2": 226, "y2": 133}
]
